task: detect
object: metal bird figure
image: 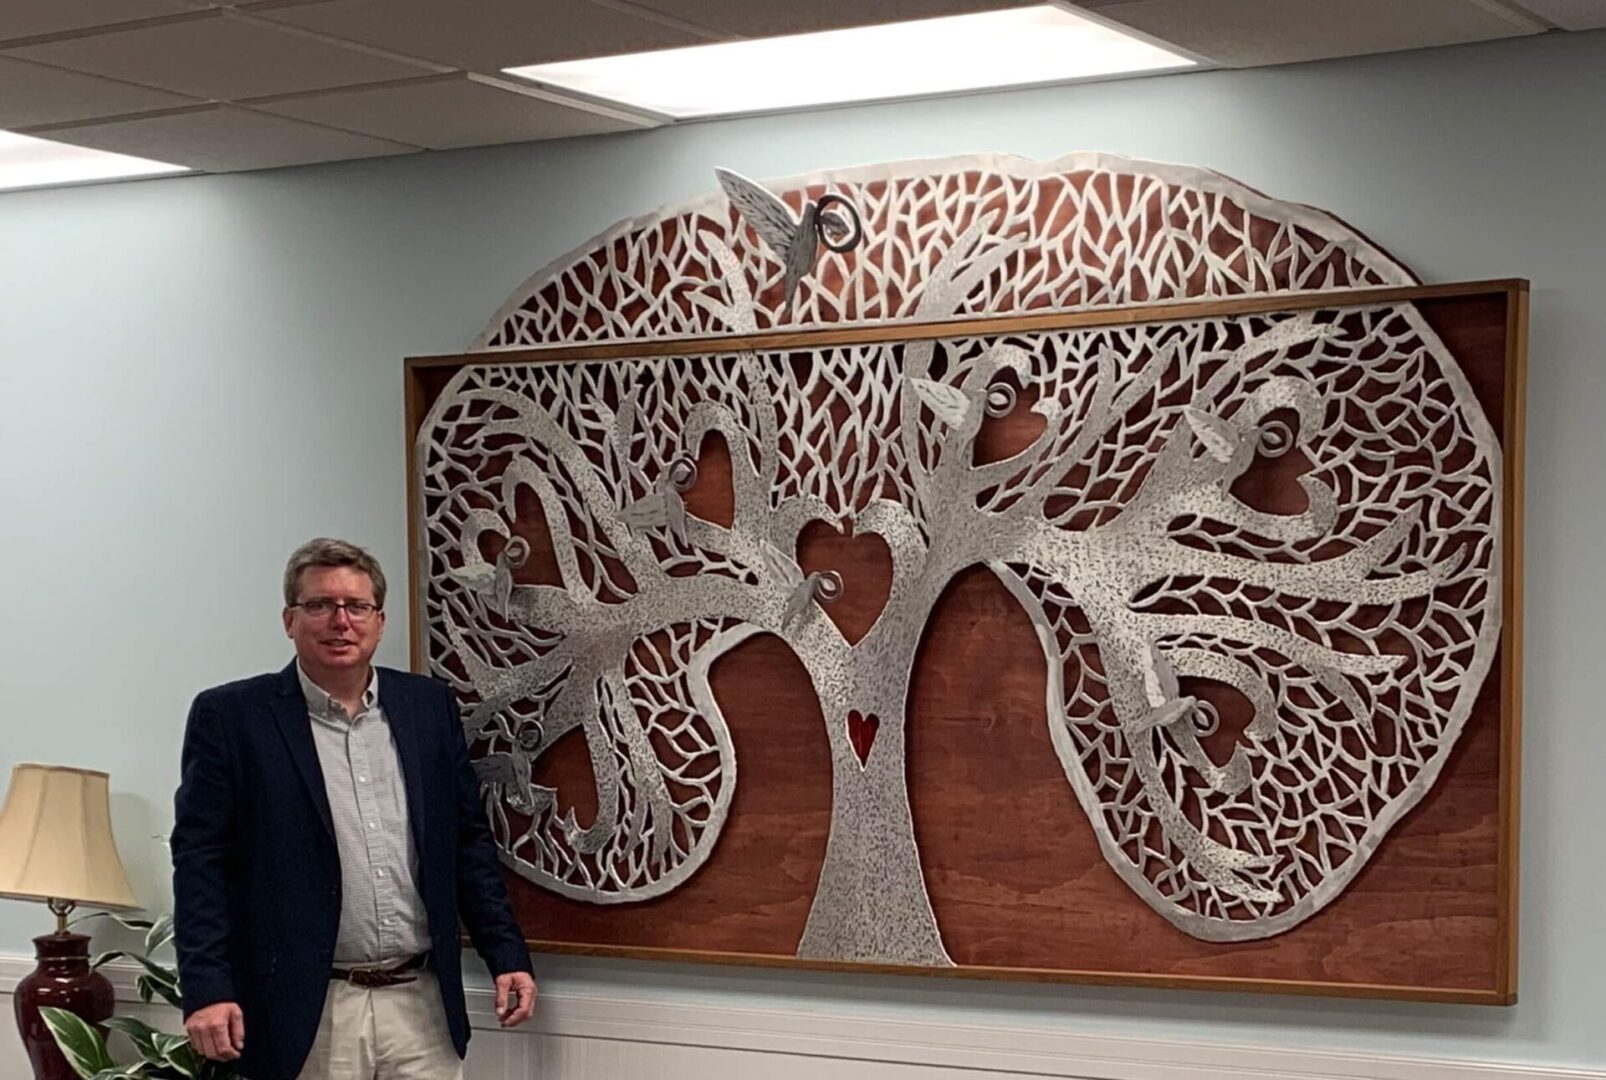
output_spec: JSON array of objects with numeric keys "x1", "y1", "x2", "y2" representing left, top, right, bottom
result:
[
  {"x1": 620, "y1": 457, "x2": 698, "y2": 542},
  {"x1": 471, "y1": 724, "x2": 550, "y2": 816},
  {"x1": 763, "y1": 541, "x2": 844, "y2": 629},
  {"x1": 715, "y1": 167, "x2": 863, "y2": 305}
]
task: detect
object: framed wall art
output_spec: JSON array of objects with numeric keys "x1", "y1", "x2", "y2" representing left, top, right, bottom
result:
[{"x1": 406, "y1": 154, "x2": 1525, "y2": 1003}]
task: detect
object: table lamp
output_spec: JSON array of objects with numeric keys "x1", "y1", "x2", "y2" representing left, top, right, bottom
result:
[{"x1": 0, "y1": 764, "x2": 138, "y2": 1080}]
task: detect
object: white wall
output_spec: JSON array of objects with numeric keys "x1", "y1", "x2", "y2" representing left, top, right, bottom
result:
[{"x1": 2, "y1": 27, "x2": 1603, "y2": 1074}]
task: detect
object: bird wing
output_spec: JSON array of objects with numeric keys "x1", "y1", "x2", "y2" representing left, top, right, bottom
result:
[
  {"x1": 619, "y1": 491, "x2": 668, "y2": 533},
  {"x1": 1181, "y1": 405, "x2": 1242, "y2": 464},
  {"x1": 716, "y1": 167, "x2": 799, "y2": 257},
  {"x1": 761, "y1": 541, "x2": 804, "y2": 590},
  {"x1": 782, "y1": 575, "x2": 817, "y2": 628},
  {"x1": 908, "y1": 377, "x2": 973, "y2": 429},
  {"x1": 664, "y1": 488, "x2": 688, "y2": 541}
]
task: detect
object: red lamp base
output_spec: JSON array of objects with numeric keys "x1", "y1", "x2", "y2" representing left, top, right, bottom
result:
[{"x1": 13, "y1": 933, "x2": 115, "y2": 1080}]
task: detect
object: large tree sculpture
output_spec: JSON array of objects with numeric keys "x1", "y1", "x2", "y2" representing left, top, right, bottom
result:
[{"x1": 415, "y1": 154, "x2": 1501, "y2": 964}]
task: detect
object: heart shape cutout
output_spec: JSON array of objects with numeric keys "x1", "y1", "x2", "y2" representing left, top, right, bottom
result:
[
  {"x1": 796, "y1": 519, "x2": 893, "y2": 645},
  {"x1": 846, "y1": 709, "x2": 880, "y2": 767}
]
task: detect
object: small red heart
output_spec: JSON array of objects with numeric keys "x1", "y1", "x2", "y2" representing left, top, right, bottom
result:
[{"x1": 846, "y1": 709, "x2": 880, "y2": 767}]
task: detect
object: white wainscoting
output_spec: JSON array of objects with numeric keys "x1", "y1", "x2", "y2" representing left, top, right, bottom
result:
[{"x1": 2, "y1": 955, "x2": 1600, "y2": 1080}]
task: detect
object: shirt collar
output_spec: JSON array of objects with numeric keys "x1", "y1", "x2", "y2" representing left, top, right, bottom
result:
[{"x1": 296, "y1": 662, "x2": 379, "y2": 723}]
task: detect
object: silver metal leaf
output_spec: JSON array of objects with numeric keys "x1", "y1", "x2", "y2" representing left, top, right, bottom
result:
[
  {"x1": 908, "y1": 377, "x2": 972, "y2": 428},
  {"x1": 1182, "y1": 405, "x2": 1241, "y2": 464}
]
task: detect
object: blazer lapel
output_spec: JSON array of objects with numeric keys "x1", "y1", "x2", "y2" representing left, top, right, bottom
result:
[
  {"x1": 270, "y1": 662, "x2": 336, "y2": 844},
  {"x1": 378, "y1": 669, "x2": 429, "y2": 867}
]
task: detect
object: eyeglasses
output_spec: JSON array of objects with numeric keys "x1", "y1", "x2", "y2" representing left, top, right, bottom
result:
[{"x1": 292, "y1": 599, "x2": 381, "y2": 623}]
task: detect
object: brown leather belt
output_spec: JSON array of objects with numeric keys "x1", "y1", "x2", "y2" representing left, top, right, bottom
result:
[{"x1": 330, "y1": 952, "x2": 429, "y2": 988}]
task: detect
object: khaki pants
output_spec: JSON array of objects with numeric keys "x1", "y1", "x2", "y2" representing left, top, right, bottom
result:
[{"x1": 295, "y1": 970, "x2": 463, "y2": 1080}]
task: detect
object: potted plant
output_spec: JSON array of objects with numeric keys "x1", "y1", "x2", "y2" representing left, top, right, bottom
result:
[{"x1": 39, "y1": 912, "x2": 234, "y2": 1080}]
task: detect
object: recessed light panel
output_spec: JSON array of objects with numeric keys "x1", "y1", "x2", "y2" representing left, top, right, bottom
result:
[
  {"x1": 0, "y1": 130, "x2": 187, "y2": 193},
  {"x1": 504, "y1": 5, "x2": 1194, "y2": 119}
]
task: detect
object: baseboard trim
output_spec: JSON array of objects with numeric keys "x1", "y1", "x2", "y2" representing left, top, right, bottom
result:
[{"x1": 1, "y1": 954, "x2": 1593, "y2": 1079}]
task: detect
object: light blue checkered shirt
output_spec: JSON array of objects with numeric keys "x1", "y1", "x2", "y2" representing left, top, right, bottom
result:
[{"x1": 298, "y1": 664, "x2": 432, "y2": 966}]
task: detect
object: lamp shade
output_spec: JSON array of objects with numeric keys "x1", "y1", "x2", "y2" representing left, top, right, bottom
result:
[{"x1": 0, "y1": 764, "x2": 137, "y2": 910}]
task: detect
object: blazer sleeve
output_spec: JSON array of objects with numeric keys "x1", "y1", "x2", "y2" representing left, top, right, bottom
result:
[
  {"x1": 444, "y1": 688, "x2": 534, "y2": 977},
  {"x1": 171, "y1": 692, "x2": 239, "y2": 1015}
]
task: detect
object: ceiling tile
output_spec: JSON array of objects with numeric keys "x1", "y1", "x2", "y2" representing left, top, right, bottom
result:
[
  {"x1": 21, "y1": 104, "x2": 419, "y2": 171},
  {"x1": 4, "y1": 10, "x2": 438, "y2": 100},
  {"x1": 1503, "y1": 0, "x2": 1606, "y2": 29},
  {"x1": 0, "y1": 55, "x2": 201, "y2": 127},
  {"x1": 627, "y1": 0, "x2": 1036, "y2": 39},
  {"x1": 249, "y1": 73, "x2": 651, "y2": 149},
  {"x1": 244, "y1": 0, "x2": 717, "y2": 71},
  {"x1": 1083, "y1": 0, "x2": 1545, "y2": 66},
  {"x1": 0, "y1": 0, "x2": 200, "y2": 43}
]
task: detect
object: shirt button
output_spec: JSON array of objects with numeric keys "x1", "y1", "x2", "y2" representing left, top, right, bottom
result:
[
  {"x1": 358, "y1": 776, "x2": 368, "y2": 783},
  {"x1": 375, "y1": 869, "x2": 385, "y2": 877},
  {"x1": 367, "y1": 822, "x2": 376, "y2": 830}
]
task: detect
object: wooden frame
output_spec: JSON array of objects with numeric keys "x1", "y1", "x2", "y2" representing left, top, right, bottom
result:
[{"x1": 408, "y1": 278, "x2": 1527, "y2": 1004}]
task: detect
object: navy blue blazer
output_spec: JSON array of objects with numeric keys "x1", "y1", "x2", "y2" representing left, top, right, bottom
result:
[{"x1": 171, "y1": 662, "x2": 532, "y2": 1080}]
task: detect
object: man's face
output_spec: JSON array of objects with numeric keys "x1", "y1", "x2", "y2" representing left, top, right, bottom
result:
[{"x1": 283, "y1": 566, "x2": 386, "y2": 674}]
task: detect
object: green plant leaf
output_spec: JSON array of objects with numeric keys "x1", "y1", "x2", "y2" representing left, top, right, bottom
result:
[
  {"x1": 87, "y1": 1064, "x2": 157, "y2": 1080},
  {"x1": 70, "y1": 911, "x2": 155, "y2": 932},
  {"x1": 107, "y1": 913, "x2": 156, "y2": 932},
  {"x1": 91, "y1": 950, "x2": 126, "y2": 972},
  {"x1": 39, "y1": 1006, "x2": 116, "y2": 1079},
  {"x1": 156, "y1": 1035, "x2": 203, "y2": 1078},
  {"x1": 103, "y1": 1016, "x2": 164, "y2": 1061},
  {"x1": 120, "y1": 952, "x2": 182, "y2": 1008},
  {"x1": 127, "y1": 951, "x2": 179, "y2": 983},
  {"x1": 143, "y1": 913, "x2": 175, "y2": 955},
  {"x1": 198, "y1": 1058, "x2": 239, "y2": 1080},
  {"x1": 131, "y1": 971, "x2": 182, "y2": 1010},
  {"x1": 149, "y1": 981, "x2": 183, "y2": 1010}
]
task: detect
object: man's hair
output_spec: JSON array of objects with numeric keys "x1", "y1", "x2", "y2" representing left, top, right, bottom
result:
[{"x1": 283, "y1": 538, "x2": 387, "y2": 609}]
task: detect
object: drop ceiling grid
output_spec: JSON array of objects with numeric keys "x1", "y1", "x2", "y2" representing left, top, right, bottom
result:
[
  {"x1": 0, "y1": 0, "x2": 1587, "y2": 175},
  {"x1": 0, "y1": 0, "x2": 204, "y2": 42},
  {"x1": 0, "y1": 54, "x2": 201, "y2": 128},
  {"x1": 1073, "y1": 0, "x2": 1548, "y2": 66},
  {"x1": 17, "y1": 103, "x2": 421, "y2": 172},
  {"x1": 238, "y1": 0, "x2": 723, "y2": 72},
  {"x1": 247, "y1": 73, "x2": 653, "y2": 150},
  {"x1": 1499, "y1": 0, "x2": 1606, "y2": 29},
  {"x1": 0, "y1": 10, "x2": 444, "y2": 100},
  {"x1": 0, "y1": 0, "x2": 685, "y2": 170}
]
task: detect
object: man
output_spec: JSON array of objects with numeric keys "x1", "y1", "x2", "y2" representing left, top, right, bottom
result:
[{"x1": 172, "y1": 538, "x2": 536, "y2": 1079}]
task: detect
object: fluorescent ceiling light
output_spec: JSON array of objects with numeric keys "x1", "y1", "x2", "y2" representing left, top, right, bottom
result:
[
  {"x1": 504, "y1": 5, "x2": 1193, "y2": 119},
  {"x1": 0, "y1": 130, "x2": 187, "y2": 193}
]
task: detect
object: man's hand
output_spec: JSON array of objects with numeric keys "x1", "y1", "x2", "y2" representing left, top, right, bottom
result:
[
  {"x1": 185, "y1": 1001, "x2": 244, "y2": 1062},
  {"x1": 494, "y1": 971, "x2": 537, "y2": 1028}
]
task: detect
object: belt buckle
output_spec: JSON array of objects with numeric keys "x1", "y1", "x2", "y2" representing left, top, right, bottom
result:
[{"x1": 348, "y1": 966, "x2": 388, "y2": 988}]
